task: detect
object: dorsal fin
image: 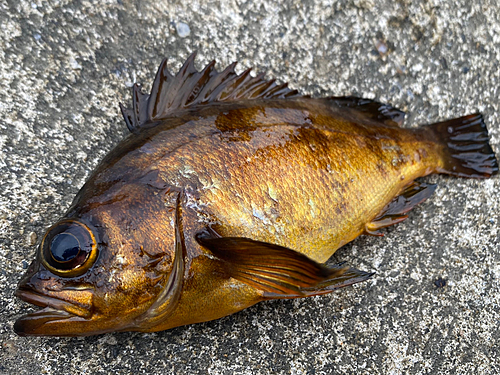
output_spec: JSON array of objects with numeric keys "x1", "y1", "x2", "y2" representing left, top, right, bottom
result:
[
  {"x1": 328, "y1": 96, "x2": 406, "y2": 127},
  {"x1": 119, "y1": 52, "x2": 301, "y2": 132}
]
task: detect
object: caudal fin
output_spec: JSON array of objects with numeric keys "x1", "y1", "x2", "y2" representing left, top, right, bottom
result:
[{"x1": 429, "y1": 114, "x2": 498, "y2": 178}]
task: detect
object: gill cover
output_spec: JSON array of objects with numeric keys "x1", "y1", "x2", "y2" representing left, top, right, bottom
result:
[{"x1": 131, "y1": 192, "x2": 186, "y2": 330}]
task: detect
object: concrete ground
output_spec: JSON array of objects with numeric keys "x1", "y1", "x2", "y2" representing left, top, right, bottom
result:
[{"x1": 1, "y1": 0, "x2": 499, "y2": 373}]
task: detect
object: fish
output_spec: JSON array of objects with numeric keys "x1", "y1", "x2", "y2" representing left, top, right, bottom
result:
[{"x1": 14, "y1": 53, "x2": 498, "y2": 337}]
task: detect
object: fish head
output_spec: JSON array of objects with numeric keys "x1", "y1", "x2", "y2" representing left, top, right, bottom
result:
[{"x1": 15, "y1": 181, "x2": 179, "y2": 336}]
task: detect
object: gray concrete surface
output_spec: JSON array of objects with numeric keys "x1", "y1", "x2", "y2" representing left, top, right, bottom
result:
[{"x1": 1, "y1": 0, "x2": 499, "y2": 373}]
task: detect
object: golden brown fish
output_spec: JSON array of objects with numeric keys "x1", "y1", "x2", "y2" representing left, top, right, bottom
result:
[{"x1": 14, "y1": 53, "x2": 498, "y2": 336}]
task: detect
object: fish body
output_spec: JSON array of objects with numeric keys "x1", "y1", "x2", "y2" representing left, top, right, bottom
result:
[
  {"x1": 102, "y1": 98, "x2": 438, "y2": 263},
  {"x1": 15, "y1": 54, "x2": 498, "y2": 336}
]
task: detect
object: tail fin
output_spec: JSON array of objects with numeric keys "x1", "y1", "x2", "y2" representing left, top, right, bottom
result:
[{"x1": 429, "y1": 114, "x2": 498, "y2": 178}]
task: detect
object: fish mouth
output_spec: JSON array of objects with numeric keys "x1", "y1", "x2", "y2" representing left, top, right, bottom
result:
[{"x1": 14, "y1": 288, "x2": 92, "y2": 336}]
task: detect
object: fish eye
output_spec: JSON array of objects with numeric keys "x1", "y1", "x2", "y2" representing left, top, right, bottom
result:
[{"x1": 40, "y1": 220, "x2": 98, "y2": 277}]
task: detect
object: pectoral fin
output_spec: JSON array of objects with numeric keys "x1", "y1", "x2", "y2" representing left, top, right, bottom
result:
[
  {"x1": 196, "y1": 234, "x2": 373, "y2": 299},
  {"x1": 365, "y1": 181, "x2": 437, "y2": 236}
]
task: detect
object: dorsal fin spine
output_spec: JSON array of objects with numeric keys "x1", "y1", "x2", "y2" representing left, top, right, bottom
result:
[
  {"x1": 238, "y1": 73, "x2": 267, "y2": 98},
  {"x1": 132, "y1": 84, "x2": 148, "y2": 127},
  {"x1": 169, "y1": 54, "x2": 197, "y2": 109},
  {"x1": 148, "y1": 58, "x2": 169, "y2": 121},
  {"x1": 219, "y1": 68, "x2": 251, "y2": 100},
  {"x1": 186, "y1": 60, "x2": 217, "y2": 105},
  {"x1": 119, "y1": 103, "x2": 135, "y2": 132},
  {"x1": 196, "y1": 62, "x2": 237, "y2": 104}
]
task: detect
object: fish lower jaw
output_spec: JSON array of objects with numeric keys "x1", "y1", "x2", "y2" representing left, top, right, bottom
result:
[
  {"x1": 14, "y1": 288, "x2": 99, "y2": 336},
  {"x1": 13, "y1": 306, "x2": 78, "y2": 336}
]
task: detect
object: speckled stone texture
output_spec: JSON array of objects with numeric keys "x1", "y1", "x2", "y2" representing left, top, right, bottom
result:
[{"x1": 1, "y1": 0, "x2": 499, "y2": 374}]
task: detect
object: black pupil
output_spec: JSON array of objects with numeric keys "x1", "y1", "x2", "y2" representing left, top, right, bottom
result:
[{"x1": 50, "y1": 233, "x2": 80, "y2": 262}]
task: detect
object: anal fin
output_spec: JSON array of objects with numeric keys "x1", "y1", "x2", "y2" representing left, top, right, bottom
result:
[
  {"x1": 196, "y1": 233, "x2": 373, "y2": 299},
  {"x1": 365, "y1": 181, "x2": 437, "y2": 236}
]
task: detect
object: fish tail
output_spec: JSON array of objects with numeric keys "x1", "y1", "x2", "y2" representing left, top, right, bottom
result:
[{"x1": 428, "y1": 113, "x2": 499, "y2": 178}]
